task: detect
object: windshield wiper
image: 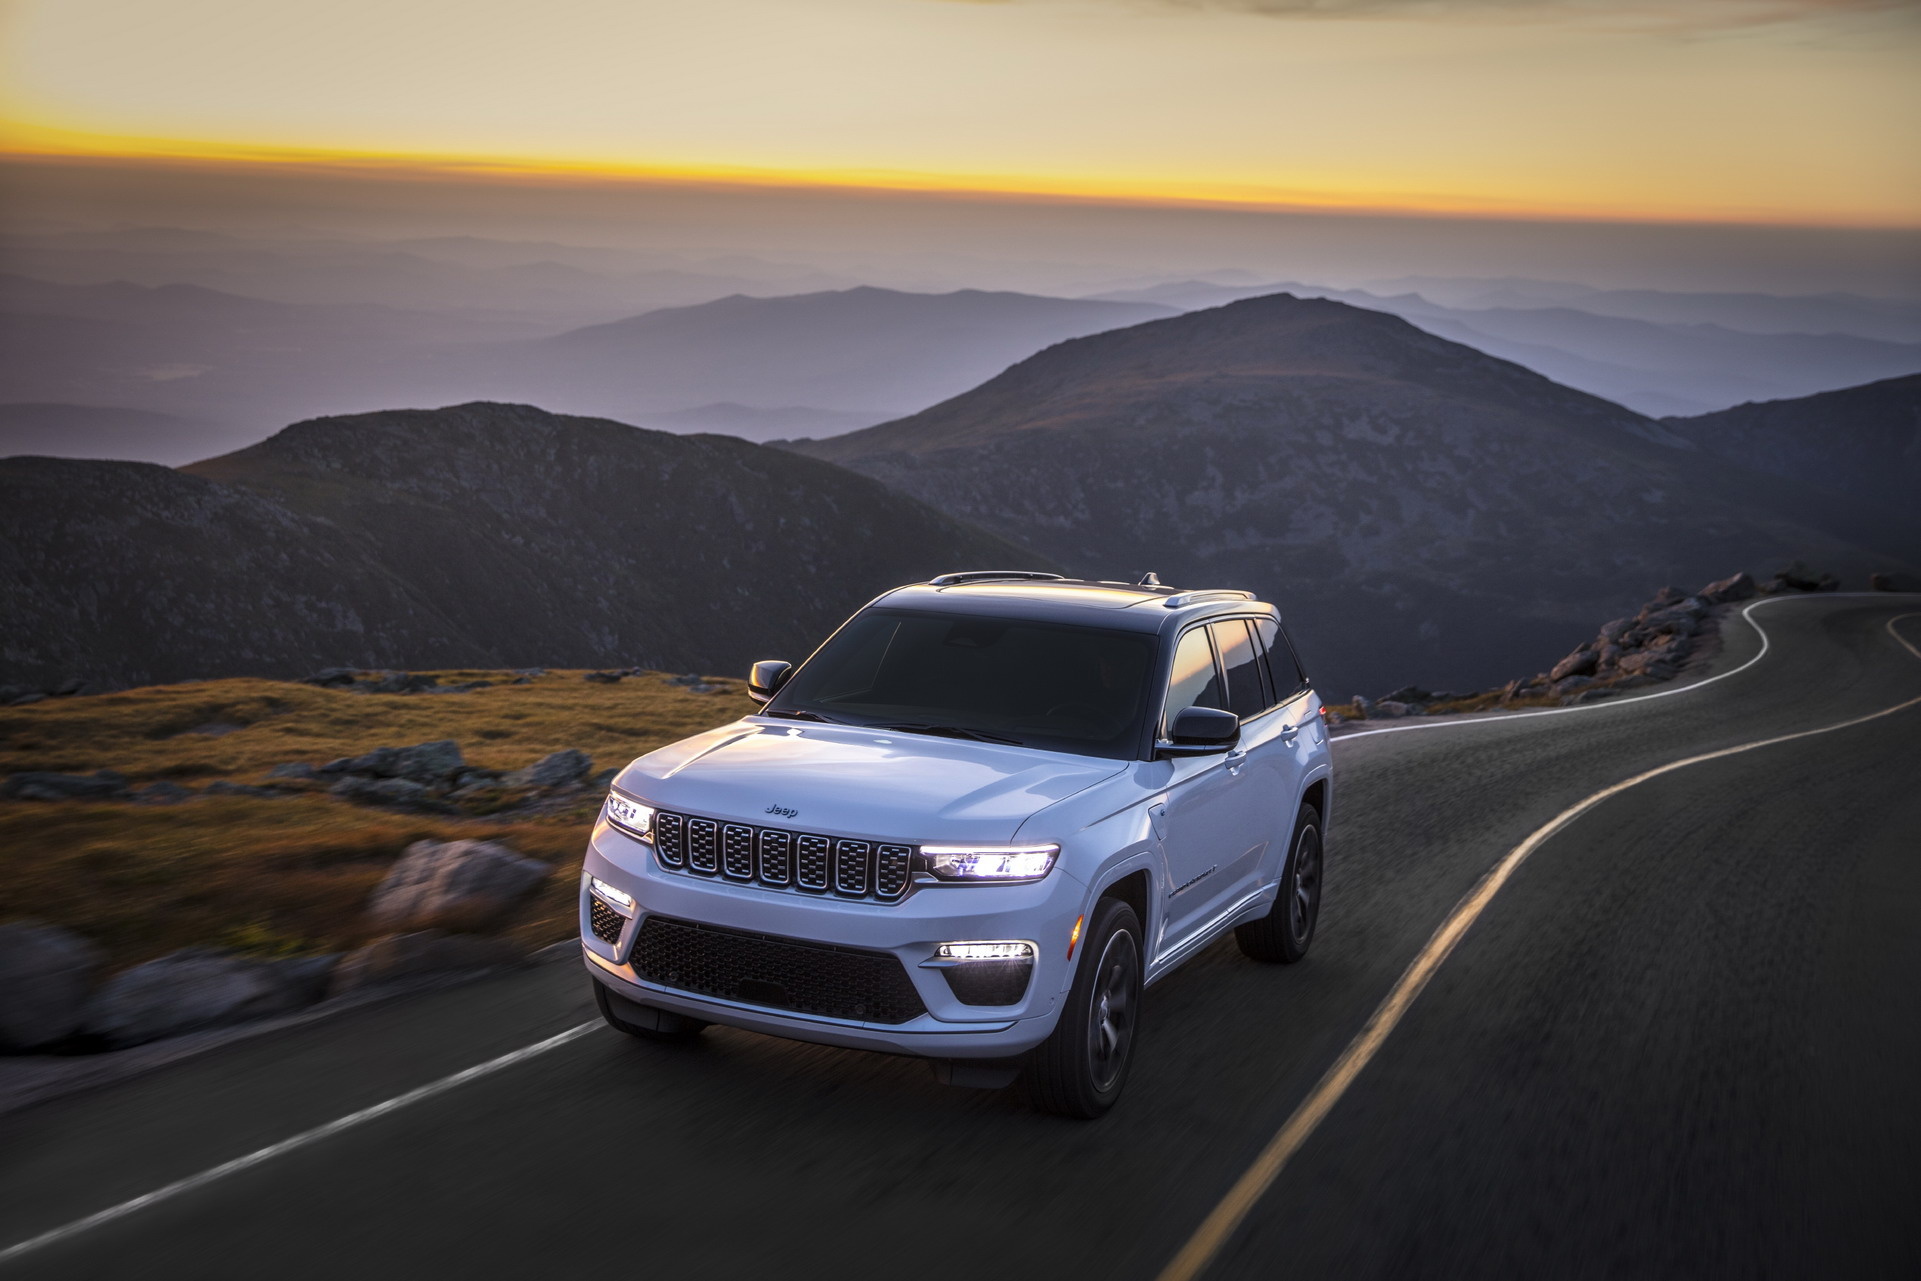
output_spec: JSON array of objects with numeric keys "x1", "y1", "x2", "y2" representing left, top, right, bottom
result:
[
  {"x1": 761, "y1": 708, "x2": 841, "y2": 723},
  {"x1": 872, "y1": 722, "x2": 1024, "y2": 746}
]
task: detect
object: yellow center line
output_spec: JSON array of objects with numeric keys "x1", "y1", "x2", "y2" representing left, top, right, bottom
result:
[{"x1": 1155, "y1": 610, "x2": 1921, "y2": 1281}]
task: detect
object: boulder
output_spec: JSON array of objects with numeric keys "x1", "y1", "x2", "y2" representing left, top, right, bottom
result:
[
  {"x1": 299, "y1": 667, "x2": 361, "y2": 688},
  {"x1": 330, "y1": 931, "x2": 523, "y2": 995},
  {"x1": 1598, "y1": 617, "x2": 1633, "y2": 643},
  {"x1": 509, "y1": 749, "x2": 593, "y2": 789},
  {"x1": 266, "y1": 762, "x2": 317, "y2": 781},
  {"x1": 133, "y1": 781, "x2": 193, "y2": 804},
  {"x1": 367, "y1": 839, "x2": 551, "y2": 930},
  {"x1": 1596, "y1": 643, "x2": 1623, "y2": 672},
  {"x1": 366, "y1": 671, "x2": 439, "y2": 694},
  {"x1": 1549, "y1": 648, "x2": 1598, "y2": 682},
  {"x1": 1553, "y1": 675, "x2": 1597, "y2": 698},
  {"x1": 329, "y1": 776, "x2": 453, "y2": 813},
  {"x1": 1372, "y1": 700, "x2": 1411, "y2": 719},
  {"x1": 1351, "y1": 695, "x2": 1375, "y2": 717},
  {"x1": 1698, "y1": 571, "x2": 1756, "y2": 604},
  {"x1": 338, "y1": 746, "x2": 401, "y2": 777},
  {"x1": 80, "y1": 950, "x2": 315, "y2": 1048},
  {"x1": 1, "y1": 771, "x2": 129, "y2": 801},
  {"x1": 584, "y1": 767, "x2": 620, "y2": 793},
  {"x1": 583, "y1": 671, "x2": 624, "y2": 684},
  {"x1": 9, "y1": 692, "x2": 47, "y2": 706},
  {"x1": 0, "y1": 922, "x2": 106, "y2": 1051},
  {"x1": 393, "y1": 739, "x2": 464, "y2": 784}
]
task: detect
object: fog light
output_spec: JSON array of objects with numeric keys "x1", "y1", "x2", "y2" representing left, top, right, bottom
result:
[
  {"x1": 589, "y1": 876, "x2": 633, "y2": 910},
  {"x1": 936, "y1": 941, "x2": 1036, "y2": 961}
]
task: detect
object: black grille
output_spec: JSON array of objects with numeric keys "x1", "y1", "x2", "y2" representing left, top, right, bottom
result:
[
  {"x1": 653, "y1": 810, "x2": 913, "y2": 903},
  {"x1": 942, "y1": 959, "x2": 1034, "y2": 1006},
  {"x1": 588, "y1": 896, "x2": 626, "y2": 946},
  {"x1": 632, "y1": 916, "x2": 927, "y2": 1025}
]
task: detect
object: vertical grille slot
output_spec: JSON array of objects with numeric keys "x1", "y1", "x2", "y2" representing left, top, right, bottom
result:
[
  {"x1": 654, "y1": 812, "x2": 686, "y2": 867},
  {"x1": 648, "y1": 811, "x2": 915, "y2": 903},
  {"x1": 722, "y1": 824, "x2": 756, "y2": 879},
  {"x1": 834, "y1": 840, "x2": 872, "y2": 896},
  {"x1": 795, "y1": 835, "x2": 831, "y2": 891},
  {"x1": 686, "y1": 818, "x2": 719, "y2": 874},
  {"x1": 875, "y1": 845, "x2": 912, "y2": 899},
  {"x1": 758, "y1": 830, "x2": 793, "y2": 885}
]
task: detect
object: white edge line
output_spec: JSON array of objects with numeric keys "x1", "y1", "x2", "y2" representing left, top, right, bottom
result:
[
  {"x1": 0, "y1": 1022, "x2": 599, "y2": 1266},
  {"x1": 1331, "y1": 592, "x2": 1910, "y2": 743},
  {"x1": 1155, "y1": 610, "x2": 1921, "y2": 1281}
]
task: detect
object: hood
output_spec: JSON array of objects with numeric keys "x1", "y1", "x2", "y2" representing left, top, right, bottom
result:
[{"x1": 615, "y1": 719, "x2": 1127, "y2": 844}]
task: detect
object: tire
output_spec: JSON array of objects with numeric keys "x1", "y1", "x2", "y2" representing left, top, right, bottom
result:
[
  {"x1": 1025, "y1": 896, "x2": 1144, "y2": 1118},
  {"x1": 593, "y1": 980, "x2": 708, "y2": 1042},
  {"x1": 1235, "y1": 804, "x2": 1323, "y2": 964}
]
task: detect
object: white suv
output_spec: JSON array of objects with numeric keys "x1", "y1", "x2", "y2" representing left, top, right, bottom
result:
[{"x1": 579, "y1": 572, "x2": 1334, "y2": 1116}]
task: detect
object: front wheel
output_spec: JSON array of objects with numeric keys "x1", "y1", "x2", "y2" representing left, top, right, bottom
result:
[
  {"x1": 1025, "y1": 897, "x2": 1143, "y2": 1118},
  {"x1": 1235, "y1": 804, "x2": 1322, "y2": 963}
]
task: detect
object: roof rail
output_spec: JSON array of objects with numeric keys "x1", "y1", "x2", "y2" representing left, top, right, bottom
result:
[
  {"x1": 927, "y1": 570, "x2": 1068, "y2": 587},
  {"x1": 1162, "y1": 589, "x2": 1255, "y2": 609}
]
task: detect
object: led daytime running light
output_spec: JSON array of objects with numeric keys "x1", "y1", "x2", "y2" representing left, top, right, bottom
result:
[
  {"x1": 589, "y1": 876, "x2": 634, "y2": 910},
  {"x1": 937, "y1": 941, "x2": 1036, "y2": 961},
  {"x1": 919, "y1": 843, "x2": 1059, "y2": 881},
  {"x1": 603, "y1": 791, "x2": 655, "y2": 839}
]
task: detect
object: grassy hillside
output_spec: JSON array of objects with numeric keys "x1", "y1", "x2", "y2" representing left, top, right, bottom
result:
[{"x1": 0, "y1": 669, "x2": 753, "y2": 971}]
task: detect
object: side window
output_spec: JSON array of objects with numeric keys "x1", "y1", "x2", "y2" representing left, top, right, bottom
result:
[
  {"x1": 1162, "y1": 627, "x2": 1226, "y2": 733},
  {"x1": 1211, "y1": 620, "x2": 1269, "y2": 720},
  {"x1": 1254, "y1": 618, "x2": 1308, "y2": 701}
]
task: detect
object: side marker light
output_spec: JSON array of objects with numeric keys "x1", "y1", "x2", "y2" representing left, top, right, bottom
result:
[{"x1": 1067, "y1": 913, "x2": 1085, "y2": 960}]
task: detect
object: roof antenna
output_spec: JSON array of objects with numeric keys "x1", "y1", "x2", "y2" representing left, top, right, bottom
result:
[{"x1": 1137, "y1": 572, "x2": 1161, "y2": 586}]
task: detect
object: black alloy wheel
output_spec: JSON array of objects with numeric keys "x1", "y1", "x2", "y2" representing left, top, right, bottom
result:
[
  {"x1": 1235, "y1": 804, "x2": 1323, "y2": 964},
  {"x1": 1027, "y1": 896, "x2": 1144, "y2": 1118}
]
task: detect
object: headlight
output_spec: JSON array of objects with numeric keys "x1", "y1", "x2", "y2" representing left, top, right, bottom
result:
[
  {"x1": 918, "y1": 844, "x2": 1059, "y2": 882},
  {"x1": 603, "y1": 791, "x2": 655, "y2": 839}
]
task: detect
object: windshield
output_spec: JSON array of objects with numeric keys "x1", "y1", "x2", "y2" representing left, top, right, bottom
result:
[{"x1": 766, "y1": 609, "x2": 1158, "y2": 760}]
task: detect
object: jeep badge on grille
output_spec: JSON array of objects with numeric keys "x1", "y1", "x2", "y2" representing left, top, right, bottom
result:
[{"x1": 765, "y1": 804, "x2": 799, "y2": 819}]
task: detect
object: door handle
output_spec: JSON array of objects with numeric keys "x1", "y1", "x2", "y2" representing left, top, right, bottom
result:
[
  {"x1": 1224, "y1": 747, "x2": 1248, "y2": 774},
  {"x1": 1278, "y1": 724, "x2": 1298, "y2": 742}
]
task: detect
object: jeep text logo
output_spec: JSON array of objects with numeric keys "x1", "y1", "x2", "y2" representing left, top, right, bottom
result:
[{"x1": 764, "y1": 804, "x2": 799, "y2": 819}]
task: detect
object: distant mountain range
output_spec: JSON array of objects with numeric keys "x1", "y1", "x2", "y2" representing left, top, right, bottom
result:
[
  {"x1": 1665, "y1": 373, "x2": 1921, "y2": 527},
  {"x1": 454, "y1": 287, "x2": 1179, "y2": 424},
  {"x1": 785, "y1": 294, "x2": 1918, "y2": 697},
  {"x1": 0, "y1": 403, "x2": 1040, "y2": 690},
  {"x1": 1088, "y1": 280, "x2": 1921, "y2": 417}
]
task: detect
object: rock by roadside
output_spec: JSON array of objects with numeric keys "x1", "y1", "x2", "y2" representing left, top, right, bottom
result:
[
  {"x1": 0, "y1": 923, "x2": 106, "y2": 1051},
  {"x1": 367, "y1": 839, "x2": 551, "y2": 931},
  {"x1": 1330, "y1": 569, "x2": 1786, "y2": 724},
  {"x1": 77, "y1": 949, "x2": 339, "y2": 1050}
]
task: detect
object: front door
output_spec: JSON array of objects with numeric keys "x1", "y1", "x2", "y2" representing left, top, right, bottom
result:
[{"x1": 1155, "y1": 625, "x2": 1266, "y2": 952}]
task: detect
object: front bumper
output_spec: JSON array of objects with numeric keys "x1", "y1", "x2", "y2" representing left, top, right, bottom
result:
[{"x1": 580, "y1": 818, "x2": 1087, "y2": 1059}]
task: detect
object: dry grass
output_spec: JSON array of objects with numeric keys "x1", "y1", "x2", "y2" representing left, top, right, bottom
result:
[{"x1": 0, "y1": 670, "x2": 756, "y2": 970}]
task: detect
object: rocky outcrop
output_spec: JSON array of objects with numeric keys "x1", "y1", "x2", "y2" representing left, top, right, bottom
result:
[
  {"x1": 0, "y1": 923, "x2": 106, "y2": 1051},
  {"x1": 78, "y1": 950, "x2": 333, "y2": 1049},
  {"x1": 367, "y1": 839, "x2": 551, "y2": 931}
]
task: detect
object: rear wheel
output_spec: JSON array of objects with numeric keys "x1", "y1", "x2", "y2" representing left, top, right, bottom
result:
[
  {"x1": 593, "y1": 980, "x2": 708, "y2": 1041},
  {"x1": 1026, "y1": 896, "x2": 1143, "y2": 1118},
  {"x1": 1235, "y1": 804, "x2": 1322, "y2": 963}
]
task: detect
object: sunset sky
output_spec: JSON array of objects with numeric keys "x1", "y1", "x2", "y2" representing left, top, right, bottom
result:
[{"x1": 3, "y1": 0, "x2": 1918, "y2": 228}]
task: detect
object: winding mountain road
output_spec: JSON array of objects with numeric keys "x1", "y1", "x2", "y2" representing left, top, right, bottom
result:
[{"x1": 3, "y1": 594, "x2": 1917, "y2": 1279}]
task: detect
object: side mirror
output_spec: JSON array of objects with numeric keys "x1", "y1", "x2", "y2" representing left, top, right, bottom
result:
[
  {"x1": 747, "y1": 659, "x2": 792, "y2": 705},
  {"x1": 1158, "y1": 706, "x2": 1240, "y2": 757}
]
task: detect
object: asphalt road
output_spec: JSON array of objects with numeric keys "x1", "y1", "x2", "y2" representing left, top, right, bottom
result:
[{"x1": 3, "y1": 594, "x2": 1917, "y2": 1280}]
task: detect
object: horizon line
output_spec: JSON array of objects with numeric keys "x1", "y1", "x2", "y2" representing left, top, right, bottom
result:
[{"x1": 5, "y1": 134, "x2": 1918, "y2": 235}]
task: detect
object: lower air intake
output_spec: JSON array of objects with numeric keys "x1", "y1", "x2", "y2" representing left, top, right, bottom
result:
[{"x1": 631, "y1": 916, "x2": 927, "y2": 1025}]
